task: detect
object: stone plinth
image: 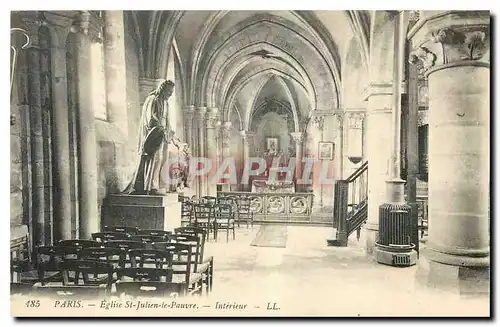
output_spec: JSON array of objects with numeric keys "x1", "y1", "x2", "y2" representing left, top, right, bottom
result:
[{"x1": 101, "y1": 193, "x2": 181, "y2": 231}]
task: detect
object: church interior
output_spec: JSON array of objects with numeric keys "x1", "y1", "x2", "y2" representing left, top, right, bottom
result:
[{"x1": 10, "y1": 10, "x2": 490, "y2": 316}]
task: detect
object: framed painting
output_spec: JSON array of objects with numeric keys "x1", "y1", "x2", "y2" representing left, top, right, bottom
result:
[
  {"x1": 266, "y1": 137, "x2": 279, "y2": 152},
  {"x1": 318, "y1": 142, "x2": 334, "y2": 160}
]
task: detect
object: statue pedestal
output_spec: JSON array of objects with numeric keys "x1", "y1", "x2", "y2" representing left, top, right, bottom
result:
[{"x1": 101, "y1": 193, "x2": 181, "y2": 231}]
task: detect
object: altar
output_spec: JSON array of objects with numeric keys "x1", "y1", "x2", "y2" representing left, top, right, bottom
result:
[{"x1": 218, "y1": 191, "x2": 314, "y2": 223}]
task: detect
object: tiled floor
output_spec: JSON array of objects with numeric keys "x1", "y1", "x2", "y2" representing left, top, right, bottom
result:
[{"x1": 204, "y1": 224, "x2": 490, "y2": 317}]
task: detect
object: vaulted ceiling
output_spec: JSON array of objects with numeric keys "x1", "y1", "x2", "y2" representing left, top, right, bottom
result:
[{"x1": 127, "y1": 10, "x2": 370, "y2": 131}]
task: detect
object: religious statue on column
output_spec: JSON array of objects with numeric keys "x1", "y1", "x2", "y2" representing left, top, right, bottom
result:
[{"x1": 122, "y1": 80, "x2": 176, "y2": 195}]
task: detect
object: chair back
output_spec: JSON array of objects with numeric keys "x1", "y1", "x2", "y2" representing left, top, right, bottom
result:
[
  {"x1": 117, "y1": 267, "x2": 172, "y2": 282},
  {"x1": 78, "y1": 247, "x2": 125, "y2": 269},
  {"x1": 92, "y1": 232, "x2": 131, "y2": 243},
  {"x1": 57, "y1": 239, "x2": 101, "y2": 248},
  {"x1": 115, "y1": 281, "x2": 185, "y2": 298},
  {"x1": 103, "y1": 226, "x2": 139, "y2": 235},
  {"x1": 130, "y1": 234, "x2": 169, "y2": 244},
  {"x1": 137, "y1": 229, "x2": 172, "y2": 237},
  {"x1": 128, "y1": 249, "x2": 172, "y2": 269},
  {"x1": 151, "y1": 242, "x2": 192, "y2": 284},
  {"x1": 59, "y1": 259, "x2": 114, "y2": 294}
]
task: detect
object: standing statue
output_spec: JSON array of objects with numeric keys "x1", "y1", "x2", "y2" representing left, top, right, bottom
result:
[{"x1": 122, "y1": 80, "x2": 175, "y2": 195}]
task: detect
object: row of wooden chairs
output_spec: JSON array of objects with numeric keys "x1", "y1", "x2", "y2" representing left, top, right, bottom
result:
[
  {"x1": 11, "y1": 226, "x2": 213, "y2": 299},
  {"x1": 181, "y1": 195, "x2": 254, "y2": 230}
]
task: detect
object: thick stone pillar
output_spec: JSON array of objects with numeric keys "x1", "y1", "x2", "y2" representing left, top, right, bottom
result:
[
  {"x1": 23, "y1": 18, "x2": 47, "y2": 246},
  {"x1": 409, "y1": 11, "x2": 490, "y2": 269},
  {"x1": 104, "y1": 10, "x2": 127, "y2": 136},
  {"x1": 364, "y1": 85, "x2": 393, "y2": 253},
  {"x1": 74, "y1": 12, "x2": 99, "y2": 238},
  {"x1": 290, "y1": 132, "x2": 304, "y2": 189},
  {"x1": 45, "y1": 17, "x2": 73, "y2": 241},
  {"x1": 206, "y1": 107, "x2": 219, "y2": 196},
  {"x1": 196, "y1": 107, "x2": 207, "y2": 197}
]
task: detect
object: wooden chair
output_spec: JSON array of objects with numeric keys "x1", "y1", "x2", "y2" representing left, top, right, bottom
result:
[
  {"x1": 78, "y1": 247, "x2": 126, "y2": 280},
  {"x1": 152, "y1": 242, "x2": 203, "y2": 295},
  {"x1": 92, "y1": 232, "x2": 131, "y2": 243},
  {"x1": 181, "y1": 200, "x2": 194, "y2": 227},
  {"x1": 115, "y1": 281, "x2": 187, "y2": 298},
  {"x1": 137, "y1": 229, "x2": 172, "y2": 237},
  {"x1": 57, "y1": 239, "x2": 101, "y2": 248},
  {"x1": 130, "y1": 234, "x2": 169, "y2": 244},
  {"x1": 59, "y1": 259, "x2": 114, "y2": 296},
  {"x1": 214, "y1": 203, "x2": 236, "y2": 242},
  {"x1": 117, "y1": 267, "x2": 173, "y2": 282},
  {"x1": 217, "y1": 196, "x2": 239, "y2": 227},
  {"x1": 128, "y1": 249, "x2": 172, "y2": 269},
  {"x1": 17, "y1": 245, "x2": 79, "y2": 286},
  {"x1": 32, "y1": 284, "x2": 107, "y2": 300},
  {"x1": 238, "y1": 196, "x2": 254, "y2": 228},
  {"x1": 201, "y1": 196, "x2": 217, "y2": 206},
  {"x1": 193, "y1": 203, "x2": 214, "y2": 240},
  {"x1": 103, "y1": 226, "x2": 139, "y2": 235},
  {"x1": 103, "y1": 240, "x2": 145, "y2": 251},
  {"x1": 171, "y1": 230, "x2": 213, "y2": 294}
]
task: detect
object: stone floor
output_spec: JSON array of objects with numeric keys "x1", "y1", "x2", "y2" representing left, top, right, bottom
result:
[{"x1": 203, "y1": 224, "x2": 490, "y2": 317}]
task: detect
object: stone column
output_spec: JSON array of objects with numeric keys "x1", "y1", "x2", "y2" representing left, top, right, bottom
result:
[
  {"x1": 345, "y1": 111, "x2": 365, "y2": 177},
  {"x1": 239, "y1": 130, "x2": 250, "y2": 191},
  {"x1": 103, "y1": 10, "x2": 129, "y2": 190},
  {"x1": 45, "y1": 16, "x2": 73, "y2": 241},
  {"x1": 196, "y1": 107, "x2": 207, "y2": 196},
  {"x1": 183, "y1": 106, "x2": 195, "y2": 150},
  {"x1": 409, "y1": 11, "x2": 490, "y2": 268},
  {"x1": 206, "y1": 107, "x2": 219, "y2": 196},
  {"x1": 290, "y1": 132, "x2": 304, "y2": 190},
  {"x1": 22, "y1": 17, "x2": 46, "y2": 246},
  {"x1": 220, "y1": 122, "x2": 232, "y2": 191},
  {"x1": 104, "y1": 10, "x2": 127, "y2": 136},
  {"x1": 74, "y1": 11, "x2": 99, "y2": 238},
  {"x1": 364, "y1": 85, "x2": 393, "y2": 253},
  {"x1": 334, "y1": 112, "x2": 345, "y2": 181}
]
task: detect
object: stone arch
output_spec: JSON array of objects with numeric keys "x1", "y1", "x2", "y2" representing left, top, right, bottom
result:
[
  {"x1": 206, "y1": 41, "x2": 317, "y2": 110},
  {"x1": 197, "y1": 21, "x2": 338, "y2": 109},
  {"x1": 146, "y1": 10, "x2": 184, "y2": 78},
  {"x1": 124, "y1": 11, "x2": 145, "y2": 77},
  {"x1": 190, "y1": 11, "x2": 342, "y2": 106},
  {"x1": 218, "y1": 57, "x2": 306, "y2": 111},
  {"x1": 247, "y1": 75, "x2": 299, "y2": 132},
  {"x1": 224, "y1": 68, "x2": 306, "y2": 128}
]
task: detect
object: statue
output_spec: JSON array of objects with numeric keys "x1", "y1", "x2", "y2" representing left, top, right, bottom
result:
[
  {"x1": 122, "y1": 80, "x2": 175, "y2": 195},
  {"x1": 166, "y1": 137, "x2": 192, "y2": 193}
]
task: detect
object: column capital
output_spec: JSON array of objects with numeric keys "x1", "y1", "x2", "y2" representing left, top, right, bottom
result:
[
  {"x1": 347, "y1": 112, "x2": 365, "y2": 129},
  {"x1": 196, "y1": 107, "x2": 207, "y2": 120},
  {"x1": 290, "y1": 132, "x2": 304, "y2": 145},
  {"x1": 206, "y1": 107, "x2": 219, "y2": 129},
  {"x1": 312, "y1": 116, "x2": 324, "y2": 131},
  {"x1": 408, "y1": 11, "x2": 490, "y2": 75},
  {"x1": 68, "y1": 11, "x2": 104, "y2": 43},
  {"x1": 18, "y1": 12, "x2": 45, "y2": 47}
]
